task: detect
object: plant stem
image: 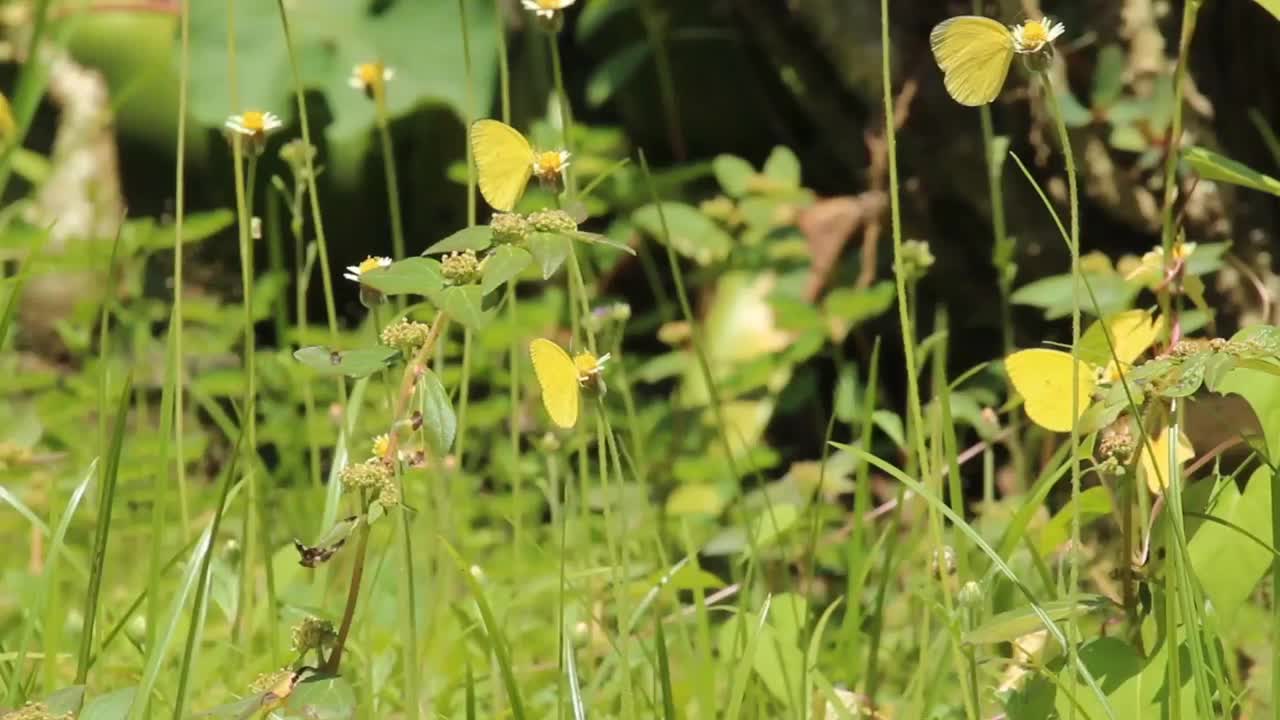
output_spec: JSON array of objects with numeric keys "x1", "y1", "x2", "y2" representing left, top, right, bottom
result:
[
  {"x1": 173, "y1": 0, "x2": 191, "y2": 537},
  {"x1": 1159, "y1": 1, "x2": 1201, "y2": 257},
  {"x1": 375, "y1": 92, "x2": 407, "y2": 262}
]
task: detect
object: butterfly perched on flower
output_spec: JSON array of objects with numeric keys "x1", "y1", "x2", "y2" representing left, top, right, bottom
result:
[{"x1": 929, "y1": 16, "x2": 1066, "y2": 106}]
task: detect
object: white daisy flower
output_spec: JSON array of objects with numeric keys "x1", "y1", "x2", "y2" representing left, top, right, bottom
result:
[
  {"x1": 224, "y1": 110, "x2": 283, "y2": 138},
  {"x1": 522, "y1": 0, "x2": 575, "y2": 20},
  {"x1": 348, "y1": 62, "x2": 395, "y2": 97},
  {"x1": 531, "y1": 149, "x2": 571, "y2": 183},
  {"x1": 343, "y1": 256, "x2": 392, "y2": 284},
  {"x1": 1011, "y1": 17, "x2": 1065, "y2": 54}
]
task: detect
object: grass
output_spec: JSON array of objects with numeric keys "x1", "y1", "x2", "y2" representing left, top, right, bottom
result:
[{"x1": 1, "y1": 1, "x2": 1278, "y2": 719}]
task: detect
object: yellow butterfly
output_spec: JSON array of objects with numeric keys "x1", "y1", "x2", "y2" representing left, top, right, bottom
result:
[
  {"x1": 530, "y1": 338, "x2": 609, "y2": 429},
  {"x1": 930, "y1": 16, "x2": 1065, "y2": 106},
  {"x1": 470, "y1": 119, "x2": 571, "y2": 212},
  {"x1": 1006, "y1": 310, "x2": 1162, "y2": 432},
  {"x1": 1138, "y1": 427, "x2": 1195, "y2": 495}
]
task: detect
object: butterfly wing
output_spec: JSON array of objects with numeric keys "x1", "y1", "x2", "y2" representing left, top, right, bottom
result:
[
  {"x1": 530, "y1": 338, "x2": 580, "y2": 428},
  {"x1": 471, "y1": 119, "x2": 534, "y2": 212},
  {"x1": 930, "y1": 16, "x2": 1015, "y2": 107},
  {"x1": 1139, "y1": 428, "x2": 1195, "y2": 495},
  {"x1": 1006, "y1": 349, "x2": 1097, "y2": 432}
]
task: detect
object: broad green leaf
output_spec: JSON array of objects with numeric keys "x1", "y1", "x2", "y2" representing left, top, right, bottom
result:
[
  {"x1": 425, "y1": 226, "x2": 494, "y2": 255},
  {"x1": 569, "y1": 230, "x2": 636, "y2": 255},
  {"x1": 576, "y1": 0, "x2": 638, "y2": 42},
  {"x1": 293, "y1": 346, "x2": 399, "y2": 378},
  {"x1": 439, "y1": 284, "x2": 492, "y2": 330},
  {"x1": 1011, "y1": 271, "x2": 1138, "y2": 320},
  {"x1": 188, "y1": 1, "x2": 495, "y2": 141},
  {"x1": 586, "y1": 43, "x2": 651, "y2": 108},
  {"x1": 289, "y1": 674, "x2": 357, "y2": 720},
  {"x1": 43, "y1": 686, "x2": 86, "y2": 717},
  {"x1": 751, "y1": 504, "x2": 799, "y2": 549},
  {"x1": 1036, "y1": 486, "x2": 1112, "y2": 556},
  {"x1": 761, "y1": 146, "x2": 801, "y2": 189},
  {"x1": 823, "y1": 282, "x2": 895, "y2": 341},
  {"x1": 527, "y1": 232, "x2": 572, "y2": 279},
  {"x1": 713, "y1": 154, "x2": 756, "y2": 197},
  {"x1": 1184, "y1": 468, "x2": 1275, "y2": 623},
  {"x1": 480, "y1": 245, "x2": 533, "y2": 296},
  {"x1": 632, "y1": 202, "x2": 732, "y2": 265},
  {"x1": 359, "y1": 257, "x2": 444, "y2": 297},
  {"x1": 1091, "y1": 44, "x2": 1127, "y2": 109},
  {"x1": 138, "y1": 210, "x2": 235, "y2": 250},
  {"x1": 81, "y1": 686, "x2": 136, "y2": 720},
  {"x1": 1183, "y1": 146, "x2": 1280, "y2": 197},
  {"x1": 665, "y1": 483, "x2": 725, "y2": 516},
  {"x1": 419, "y1": 368, "x2": 456, "y2": 458}
]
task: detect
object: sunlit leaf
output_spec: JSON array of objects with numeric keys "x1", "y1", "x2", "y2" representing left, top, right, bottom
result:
[
  {"x1": 480, "y1": 245, "x2": 533, "y2": 296},
  {"x1": 293, "y1": 346, "x2": 399, "y2": 378},
  {"x1": 632, "y1": 202, "x2": 732, "y2": 265},
  {"x1": 419, "y1": 368, "x2": 456, "y2": 458},
  {"x1": 425, "y1": 226, "x2": 494, "y2": 255},
  {"x1": 1184, "y1": 146, "x2": 1280, "y2": 197},
  {"x1": 359, "y1": 257, "x2": 444, "y2": 297}
]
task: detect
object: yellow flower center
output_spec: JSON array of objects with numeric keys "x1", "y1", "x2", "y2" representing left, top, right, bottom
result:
[
  {"x1": 536, "y1": 150, "x2": 565, "y2": 174},
  {"x1": 536, "y1": 0, "x2": 560, "y2": 8},
  {"x1": 241, "y1": 111, "x2": 265, "y2": 132},
  {"x1": 1020, "y1": 20, "x2": 1049, "y2": 46},
  {"x1": 573, "y1": 352, "x2": 600, "y2": 377},
  {"x1": 357, "y1": 63, "x2": 382, "y2": 87},
  {"x1": 372, "y1": 434, "x2": 391, "y2": 459},
  {"x1": 357, "y1": 256, "x2": 384, "y2": 274}
]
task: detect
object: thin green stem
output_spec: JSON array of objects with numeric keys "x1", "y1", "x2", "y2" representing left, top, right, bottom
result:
[
  {"x1": 1040, "y1": 64, "x2": 1083, "y2": 693},
  {"x1": 458, "y1": 0, "x2": 477, "y2": 226},
  {"x1": 375, "y1": 95, "x2": 408, "y2": 262},
  {"x1": 1159, "y1": 1, "x2": 1201, "y2": 257},
  {"x1": 275, "y1": 1, "x2": 343, "y2": 357},
  {"x1": 457, "y1": 328, "x2": 473, "y2": 466},
  {"x1": 172, "y1": 0, "x2": 191, "y2": 538}
]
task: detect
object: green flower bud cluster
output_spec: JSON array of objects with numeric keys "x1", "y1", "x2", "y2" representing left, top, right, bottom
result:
[
  {"x1": 380, "y1": 319, "x2": 432, "y2": 355},
  {"x1": 491, "y1": 212, "x2": 533, "y2": 244},
  {"x1": 340, "y1": 458, "x2": 399, "y2": 507},
  {"x1": 0, "y1": 441, "x2": 32, "y2": 469},
  {"x1": 899, "y1": 240, "x2": 936, "y2": 282},
  {"x1": 528, "y1": 209, "x2": 578, "y2": 234},
  {"x1": 279, "y1": 139, "x2": 317, "y2": 181},
  {"x1": 441, "y1": 249, "x2": 485, "y2": 286},
  {"x1": 291, "y1": 616, "x2": 337, "y2": 654}
]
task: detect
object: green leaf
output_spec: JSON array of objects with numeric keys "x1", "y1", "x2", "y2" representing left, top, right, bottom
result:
[
  {"x1": 1183, "y1": 146, "x2": 1280, "y2": 197},
  {"x1": 293, "y1": 346, "x2": 399, "y2": 378},
  {"x1": 1056, "y1": 87, "x2": 1093, "y2": 128},
  {"x1": 43, "y1": 686, "x2": 86, "y2": 717},
  {"x1": 80, "y1": 686, "x2": 136, "y2": 720},
  {"x1": 762, "y1": 146, "x2": 801, "y2": 189},
  {"x1": 480, "y1": 245, "x2": 533, "y2": 296},
  {"x1": 1011, "y1": 271, "x2": 1138, "y2": 320},
  {"x1": 751, "y1": 504, "x2": 799, "y2": 549},
  {"x1": 576, "y1": 0, "x2": 638, "y2": 42},
  {"x1": 1251, "y1": 0, "x2": 1280, "y2": 22},
  {"x1": 289, "y1": 674, "x2": 357, "y2": 720},
  {"x1": 1091, "y1": 44, "x2": 1127, "y2": 109},
  {"x1": 964, "y1": 596, "x2": 1111, "y2": 645},
  {"x1": 713, "y1": 154, "x2": 756, "y2": 197},
  {"x1": 823, "y1": 282, "x2": 895, "y2": 341},
  {"x1": 1036, "y1": 487, "x2": 1112, "y2": 556},
  {"x1": 188, "y1": 1, "x2": 496, "y2": 141},
  {"x1": 359, "y1": 257, "x2": 444, "y2": 297},
  {"x1": 665, "y1": 484, "x2": 726, "y2": 516},
  {"x1": 717, "y1": 610, "x2": 803, "y2": 706},
  {"x1": 528, "y1": 232, "x2": 572, "y2": 279},
  {"x1": 425, "y1": 226, "x2": 494, "y2": 255},
  {"x1": 569, "y1": 230, "x2": 636, "y2": 255},
  {"x1": 632, "y1": 202, "x2": 732, "y2": 265},
  {"x1": 1184, "y1": 469, "x2": 1275, "y2": 623},
  {"x1": 419, "y1": 368, "x2": 456, "y2": 458},
  {"x1": 1159, "y1": 351, "x2": 1211, "y2": 398},
  {"x1": 439, "y1": 284, "x2": 492, "y2": 330},
  {"x1": 138, "y1": 210, "x2": 235, "y2": 250},
  {"x1": 586, "y1": 43, "x2": 651, "y2": 108}
]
